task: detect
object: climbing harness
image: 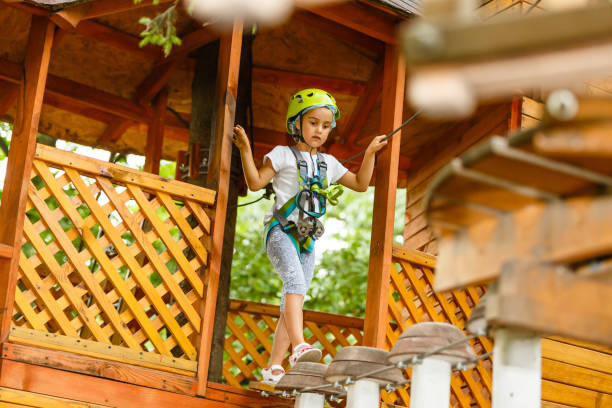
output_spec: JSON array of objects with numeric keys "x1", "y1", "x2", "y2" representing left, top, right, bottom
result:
[{"x1": 264, "y1": 145, "x2": 344, "y2": 255}]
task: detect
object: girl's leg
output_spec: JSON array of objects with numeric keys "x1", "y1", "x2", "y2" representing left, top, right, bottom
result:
[
  {"x1": 283, "y1": 293, "x2": 305, "y2": 348},
  {"x1": 269, "y1": 313, "x2": 291, "y2": 367}
]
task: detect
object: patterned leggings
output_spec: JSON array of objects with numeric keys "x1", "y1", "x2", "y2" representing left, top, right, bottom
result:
[{"x1": 265, "y1": 225, "x2": 315, "y2": 312}]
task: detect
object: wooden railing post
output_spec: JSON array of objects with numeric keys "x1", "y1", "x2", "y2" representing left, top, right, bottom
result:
[
  {"x1": 196, "y1": 20, "x2": 243, "y2": 396},
  {"x1": 0, "y1": 16, "x2": 55, "y2": 342},
  {"x1": 363, "y1": 44, "x2": 405, "y2": 348}
]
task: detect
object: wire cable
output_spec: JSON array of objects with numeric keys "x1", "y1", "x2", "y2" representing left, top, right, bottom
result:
[{"x1": 340, "y1": 110, "x2": 421, "y2": 164}]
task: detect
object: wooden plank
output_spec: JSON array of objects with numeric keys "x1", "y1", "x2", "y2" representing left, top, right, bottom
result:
[
  {"x1": 542, "y1": 358, "x2": 612, "y2": 394},
  {"x1": 144, "y1": 90, "x2": 167, "y2": 175},
  {"x1": 542, "y1": 379, "x2": 612, "y2": 408},
  {"x1": 13, "y1": 290, "x2": 46, "y2": 332},
  {"x1": 0, "y1": 59, "x2": 22, "y2": 85},
  {"x1": 65, "y1": 171, "x2": 197, "y2": 360},
  {"x1": 0, "y1": 82, "x2": 20, "y2": 118},
  {"x1": 391, "y1": 245, "x2": 436, "y2": 268},
  {"x1": 488, "y1": 265, "x2": 612, "y2": 347},
  {"x1": 206, "y1": 382, "x2": 292, "y2": 408},
  {"x1": 31, "y1": 161, "x2": 170, "y2": 356},
  {"x1": 542, "y1": 338, "x2": 612, "y2": 375},
  {"x1": 0, "y1": 386, "x2": 111, "y2": 408},
  {"x1": 435, "y1": 194, "x2": 612, "y2": 291},
  {"x1": 197, "y1": 21, "x2": 243, "y2": 396},
  {"x1": 2, "y1": 342, "x2": 197, "y2": 394},
  {"x1": 363, "y1": 44, "x2": 405, "y2": 348},
  {"x1": 49, "y1": 3, "x2": 91, "y2": 30},
  {"x1": 9, "y1": 326, "x2": 196, "y2": 375},
  {"x1": 0, "y1": 15, "x2": 54, "y2": 343},
  {"x1": 534, "y1": 122, "x2": 612, "y2": 158},
  {"x1": 303, "y1": 1, "x2": 398, "y2": 44},
  {"x1": 0, "y1": 360, "x2": 230, "y2": 408},
  {"x1": 252, "y1": 66, "x2": 366, "y2": 96},
  {"x1": 96, "y1": 178, "x2": 201, "y2": 332},
  {"x1": 185, "y1": 200, "x2": 211, "y2": 235},
  {"x1": 34, "y1": 144, "x2": 216, "y2": 205},
  {"x1": 135, "y1": 62, "x2": 177, "y2": 105}
]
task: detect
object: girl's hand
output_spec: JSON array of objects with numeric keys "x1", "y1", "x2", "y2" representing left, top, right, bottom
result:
[
  {"x1": 232, "y1": 124, "x2": 250, "y2": 152},
  {"x1": 365, "y1": 135, "x2": 388, "y2": 156}
]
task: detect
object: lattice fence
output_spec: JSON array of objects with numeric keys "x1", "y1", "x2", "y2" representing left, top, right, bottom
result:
[
  {"x1": 10, "y1": 145, "x2": 216, "y2": 375},
  {"x1": 383, "y1": 246, "x2": 492, "y2": 408},
  {"x1": 223, "y1": 299, "x2": 364, "y2": 387}
]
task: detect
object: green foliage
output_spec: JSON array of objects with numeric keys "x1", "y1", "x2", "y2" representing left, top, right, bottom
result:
[
  {"x1": 136, "y1": 0, "x2": 182, "y2": 57},
  {"x1": 231, "y1": 186, "x2": 406, "y2": 317}
]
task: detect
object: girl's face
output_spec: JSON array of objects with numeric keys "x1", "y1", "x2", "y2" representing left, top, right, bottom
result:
[{"x1": 296, "y1": 107, "x2": 333, "y2": 149}]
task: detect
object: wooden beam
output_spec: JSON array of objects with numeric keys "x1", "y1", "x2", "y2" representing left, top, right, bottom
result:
[
  {"x1": 49, "y1": 2, "x2": 92, "y2": 30},
  {"x1": 0, "y1": 81, "x2": 20, "y2": 118},
  {"x1": 343, "y1": 60, "x2": 383, "y2": 145},
  {"x1": 303, "y1": 1, "x2": 398, "y2": 44},
  {"x1": 82, "y1": 0, "x2": 175, "y2": 20},
  {"x1": 363, "y1": 44, "x2": 405, "y2": 348},
  {"x1": 74, "y1": 20, "x2": 162, "y2": 60},
  {"x1": 253, "y1": 66, "x2": 367, "y2": 96},
  {"x1": 0, "y1": 15, "x2": 54, "y2": 342},
  {"x1": 0, "y1": 58, "x2": 23, "y2": 85},
  {"x1": 197, "y1": 21, "x2": 243, "y2": 396},
  {"x1": 293, "y1": 10, "x2": 385, "y2": 57},
  {"x1": 144, "y1": 90, "x2": 167, "y2": 174},
  {"x1": 1, "y1": 1, "x2": 49, "y2": 17},
  {"x1": 135, "y1": 61, "x2": 178, "y2": 105},
  {"x1": 164, "y1": 28, "x2": 219, "y2": 63},
  {"x1": 435, "y1": 194, "x2": 612, "y2": 291},
  {"x1": 96, "y1": 118, "x2": 134, "y2": 145},
  {"x1": 488, "y1": 264, "x2": 612, "y2": 347}
]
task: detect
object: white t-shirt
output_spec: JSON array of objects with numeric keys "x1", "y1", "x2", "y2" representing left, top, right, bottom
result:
[{"x1": 263, "y1": 145, "x2": 349, "y2": 225}]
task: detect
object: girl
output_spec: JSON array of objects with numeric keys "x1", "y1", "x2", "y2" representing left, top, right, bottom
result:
[{"x1": 232, "y1": 88, "x2": 387, "y2": 385}]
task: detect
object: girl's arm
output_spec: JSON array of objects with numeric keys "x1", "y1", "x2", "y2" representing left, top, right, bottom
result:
[
  {"x1": 233, "y1": 125, "x2": 276, "y2": 191},
  {"x1": 337, "y1": 135, "x2": 387, "y2": 192}
]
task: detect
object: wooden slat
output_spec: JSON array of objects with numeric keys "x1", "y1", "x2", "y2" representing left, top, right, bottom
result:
[
  {"x1": 185, "y1": 200, "x2": 211, "y2": 235},
  {"x1": 28, "y1": 165, "x2": 143, "y2": 347},
  {"x1": 65, "y1": 170, "x2": 197, "y2": 360},
  {"x1": 157, "y1": 192, "x2": 208, "y2": 265},
  {"x1": 34, "y1": 144, "x2": 216, "y2": 205},
  {"x1": 126, "y1": 185, "x2": 204, "y2": 297},
  {"x1": 252, "y1": 66, "x2": 367, "y2": 96},
  {"x1": 96, "y1": 178, "x2": 201, "y2": 332},
  {"x1": 31, "y1": 161, "x2": 169, "y2": 355},
  {"x1": 542, "y1": 379, "x2": 612, "y2": 408},
  {"x1": 0, "y1": 15, "x2": 54, "y2": 342},
  {"x1": 21, "y1": 215, "x2": 108, "y2": 344},
  {"x1": 542, "y1": 358, "x2": 612, "y2": 394},
  {"x1": 13, "y1": 290, "x2": 45, "y2": 332},
  {"x1": 9, "y1": 326, "x2": 196, "y2": 375},
  {"x1": 363, "y1": 43, "x2": 405, "y2": 348},
  {"x1": 18, "y1": 256, "x2": 77, "y2": 337},
  {"x1": 391, "y1": 246, "x2": 436, "y2": 268}
]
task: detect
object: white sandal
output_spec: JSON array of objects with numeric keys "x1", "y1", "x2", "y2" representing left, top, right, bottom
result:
[
  {"x1": 261, "y1": 364, "x2": 285, "y2": 385},
  {"x1": 289, "y1": 343, "x2": 322, "y2": 367}
]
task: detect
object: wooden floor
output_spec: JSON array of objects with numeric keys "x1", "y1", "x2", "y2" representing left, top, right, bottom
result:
[{"x1": 0, "y1": 357, "x2": 291, "y2": 408}]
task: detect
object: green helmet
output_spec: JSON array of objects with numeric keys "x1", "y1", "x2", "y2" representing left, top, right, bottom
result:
[{"x1": 286, "y1": 89, "x2": 340, "y2": 138}]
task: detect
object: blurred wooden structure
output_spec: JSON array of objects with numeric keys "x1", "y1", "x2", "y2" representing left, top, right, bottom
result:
[{"x1": 0, "y1": 0, "x2": 609, "y2": 407}]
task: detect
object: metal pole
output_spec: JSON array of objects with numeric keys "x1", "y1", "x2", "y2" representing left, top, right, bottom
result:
[
  {"x1": 492, "y1": 328, "x2": 541, "y2": 408},
  {"x1": 294, "y1": 392, "x2": 325, "y2": 408},
  {"x1": 346, "y1": 379, "x2": 380, "y2": 408},
  {"x1": 409, "y1": 358, "x2": 452, "y2": 408}
]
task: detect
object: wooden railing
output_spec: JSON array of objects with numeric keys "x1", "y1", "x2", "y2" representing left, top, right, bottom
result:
[
  {"x1": 222, "y1": 299, "x2": 364, "y2": 387},
  {"x1": 383, "y1": 246, "x2": 492, "y2": 408},
  {"x1": 10, "y1": 145, "x2": 216, "y2": 376}
]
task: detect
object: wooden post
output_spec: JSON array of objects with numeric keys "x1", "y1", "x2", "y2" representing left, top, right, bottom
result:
[
  {"x1": 143, "y1": 89, "x2": 167, "y2": 174},
  {"x1": 0, "y1": 16, "x2": 54, "y2": 341},
  {"x1": 363, "y1": 44, "x2": 405, "y2": 348},
  {"x1": 196, "y1": 21, "x2": 243, "y2": 396}
]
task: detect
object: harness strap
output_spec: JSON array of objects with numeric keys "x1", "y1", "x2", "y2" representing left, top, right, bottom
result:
[{"x1": 265, "y1": 197, "x2": 313, "y2": 255}]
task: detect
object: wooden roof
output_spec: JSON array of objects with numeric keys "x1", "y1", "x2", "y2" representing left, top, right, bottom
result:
[{"x1": 0, "y1": 0, "x2": 503, "y2": 185}]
